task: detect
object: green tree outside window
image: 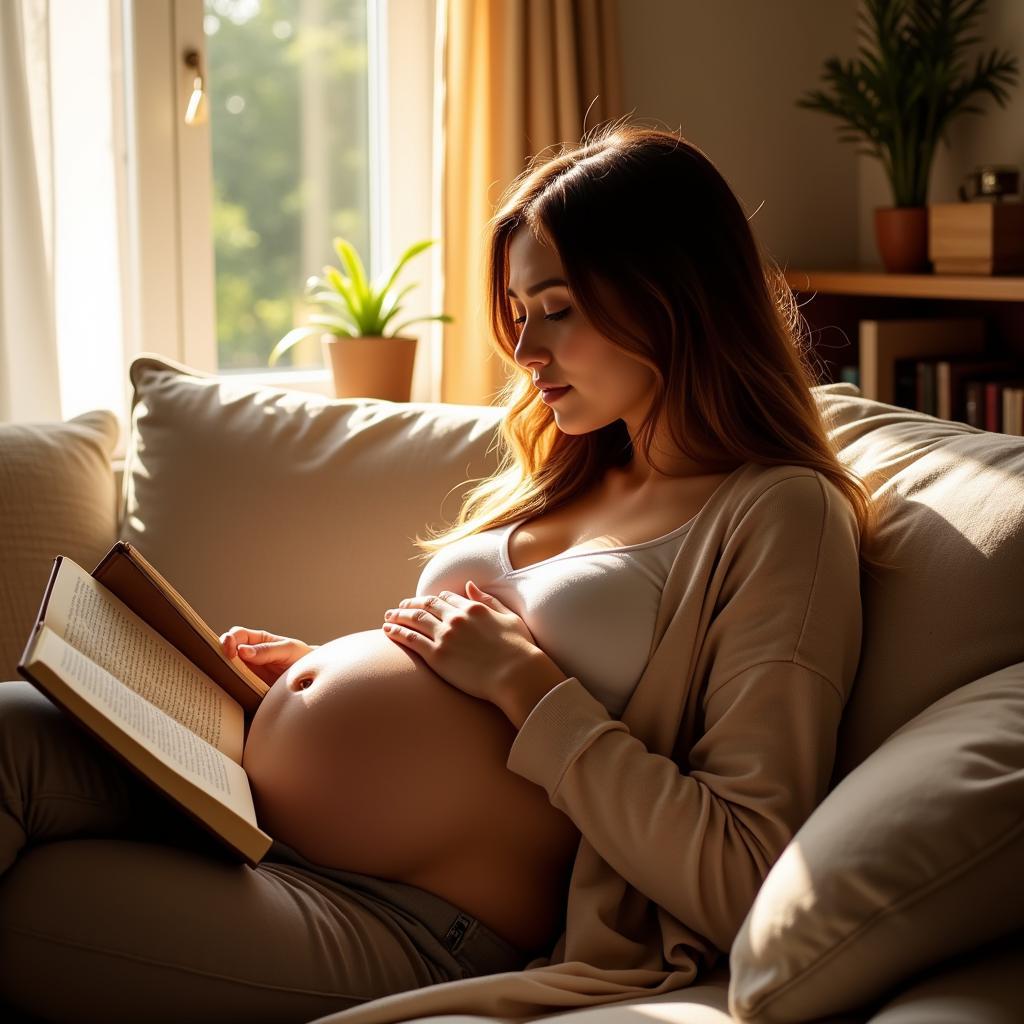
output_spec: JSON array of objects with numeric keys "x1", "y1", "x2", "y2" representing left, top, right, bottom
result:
[{"x1": 204, "y1": 0, "x2": 370, "y2": 370}]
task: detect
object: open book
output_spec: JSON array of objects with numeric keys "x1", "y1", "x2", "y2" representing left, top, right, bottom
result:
[{"x1": 17, "y1": 542, "x2": 275, "y2": 867}]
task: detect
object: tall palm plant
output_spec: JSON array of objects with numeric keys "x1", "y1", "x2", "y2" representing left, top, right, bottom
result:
[{"x1": 796, "y1": 0, "x2": 1018, "y2": 208}]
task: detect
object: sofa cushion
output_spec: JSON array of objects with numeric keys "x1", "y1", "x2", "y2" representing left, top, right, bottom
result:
[
  {"x1": 0, "y1": 411, "x2": 120, "y2": 681},
  {"x1": 861, "y1": 927, "x2": 1024, "y2": 1024},
  {"x1": 121, "y1": 354, "x2": 504, "y2": 644},
  {"x1": 727, "y1": 658, "x2": 1024, "y2": 1023},
  {"x1": 813, "y1": 384, "x2": 1024, "y2": 779}
]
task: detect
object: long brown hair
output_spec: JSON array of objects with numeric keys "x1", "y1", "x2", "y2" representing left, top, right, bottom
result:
[{"x1": 413, "y1": 119, "x2": 893, "y2": 580}]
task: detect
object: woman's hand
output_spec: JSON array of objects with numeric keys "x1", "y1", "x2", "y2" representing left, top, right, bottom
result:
[
  {"x1": 220, "y1": 627, "x2": 316, "y2": 686},
  {"x1": 380, "y1": 580, "x2": 553, "y2": 706}
]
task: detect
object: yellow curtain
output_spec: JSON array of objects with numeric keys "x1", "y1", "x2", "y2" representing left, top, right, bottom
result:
[{"x1": 437, "y1": 0, "x2": 624, "y2": 406}]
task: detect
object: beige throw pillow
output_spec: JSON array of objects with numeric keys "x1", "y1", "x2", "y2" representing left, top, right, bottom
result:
[
  {"x1": 121, "y1": 353, "x2": 504, "y2": 645},
  {"x1": 727, "y1": 658, "x2": 1024, "y2": 1023},
  {"x1": 0, "y1": 411, "x2": 120, "y2": 681},
  {"x1": 813, "y1": 384, "x2": 1024, "y2": 779}
]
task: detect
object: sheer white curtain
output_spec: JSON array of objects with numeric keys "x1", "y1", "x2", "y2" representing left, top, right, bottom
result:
[
  {"x1": 0, "y1": 0, "x2": 60, "y2": 422},
  {"x1": 0, "y1": 0, "x2": 129, "y2": 441}
]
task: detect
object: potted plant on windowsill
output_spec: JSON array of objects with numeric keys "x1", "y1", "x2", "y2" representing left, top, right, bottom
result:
[
  {"x1": 795, "y1": 0, "x2": 1018, "y2": 274},
  {"x1": 269, "y1": 236, "x2": 453, "y2": 401}
]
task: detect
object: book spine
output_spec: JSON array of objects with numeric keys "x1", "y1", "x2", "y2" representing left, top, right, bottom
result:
[
  {"x1": 839, "y1": 364, "x2": 860, "y2": 388},
  {"x1": 965, "y1": 381, "x2": 983, "y2": 427},
  {"x1": 985, "y1": 382, "x2": 1001, "y2": 433},
  {"x1": 999, "y1": 386, "x2": 1024, "y2": 435},
  {"x1": 936, "y1": 361, "x2": 950, "y2": 421},
  {"x1": 895, "y1": 360, "x2": 917, "y2": 410}
]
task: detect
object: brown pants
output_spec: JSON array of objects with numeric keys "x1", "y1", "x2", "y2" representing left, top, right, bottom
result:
[{"x1": 0, "y1": 681, "x2": 531, "y2": 1024}]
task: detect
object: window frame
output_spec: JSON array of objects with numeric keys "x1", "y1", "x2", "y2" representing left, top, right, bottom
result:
[{"x1": 121, "y1": 0, "x2": 440, "y2": 399}]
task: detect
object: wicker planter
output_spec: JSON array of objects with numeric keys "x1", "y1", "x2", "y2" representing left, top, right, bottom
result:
[{"x1": 321, "y1": 334, "x2": 417, "y2": 402}]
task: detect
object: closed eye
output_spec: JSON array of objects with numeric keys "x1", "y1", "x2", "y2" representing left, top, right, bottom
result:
[{"x1": 512, "y1": 307, "x2": 571, "y2": 326}]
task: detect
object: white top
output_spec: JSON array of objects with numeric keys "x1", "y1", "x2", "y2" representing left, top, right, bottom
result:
[{"x1": 415, "y1": 513, "x2": 697, "y2": 717}]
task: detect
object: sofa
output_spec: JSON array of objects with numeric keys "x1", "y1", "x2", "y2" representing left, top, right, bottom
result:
[{"x1": 0, "y1": 351, "x2": 1022, "y2": 1024}]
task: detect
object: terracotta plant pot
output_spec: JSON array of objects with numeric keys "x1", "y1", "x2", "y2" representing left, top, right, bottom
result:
[
  {"x1": 321, "y1": 334, "x2": 417, "y2": 401},
  {"x1": 874, "y1": 206, "x2": 930, "y2": 273}
]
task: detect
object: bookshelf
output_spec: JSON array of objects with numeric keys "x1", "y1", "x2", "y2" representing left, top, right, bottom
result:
[
  {"x1": 783, "y1": 269, "x2": 1024, "y2": 302},
  {"x1": 783, "y1": 268, "x2": 1024, "y2": 433}
]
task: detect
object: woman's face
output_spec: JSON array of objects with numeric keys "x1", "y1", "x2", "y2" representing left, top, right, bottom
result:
[{"x1": 508, "y1": 227, "x2": 655, "y2": 439}]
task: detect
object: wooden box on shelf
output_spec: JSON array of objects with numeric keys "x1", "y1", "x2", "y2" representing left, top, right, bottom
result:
[{"x1": 928, "y1": 201, "x2": 1024, "y2": 275}]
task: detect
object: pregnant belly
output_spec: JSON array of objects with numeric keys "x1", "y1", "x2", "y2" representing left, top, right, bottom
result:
[{"x1": 242, "y1": 629, "x2": 581, "y2": 953}]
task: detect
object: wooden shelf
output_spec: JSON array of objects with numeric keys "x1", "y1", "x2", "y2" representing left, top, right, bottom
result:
[
  {"x1": 782, "y1": 266, "x2": 1024, "y2": 432},
  {"x1": 783, "y1": 269, "x2": 1024, "y2": 302}
]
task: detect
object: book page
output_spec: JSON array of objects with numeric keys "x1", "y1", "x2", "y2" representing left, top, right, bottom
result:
[
  {"x1": 31, "y1": 627, "x2": 260, "y2": 824},
  {"x1": 122, "y1": 544, "x2": 269, "y2": 698},
  {"x1": 45, "y1": 559, "x2": 242, "y2": 762}
]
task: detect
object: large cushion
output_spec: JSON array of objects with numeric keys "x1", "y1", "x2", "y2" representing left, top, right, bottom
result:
[
  {"x1": 0, "y1": 411, "x2": 120, "y2": 681},
  {"x1": 863, "y1": 927, "x2": 1024, "y2": 1023},
  {"x1": 727, "y1": 658, "x2": 1024, "y2": 1023},
  {"x1": 121, "y1": 353, "x2": 504, "y2": 644},
  {"x1": 813, "y1": 383, "x2": 1024, "y2": 779}
]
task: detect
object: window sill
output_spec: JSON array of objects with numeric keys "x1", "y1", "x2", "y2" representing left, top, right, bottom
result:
[{"x1": 214, "y1": 367, "x2": 335, "y2": 396}]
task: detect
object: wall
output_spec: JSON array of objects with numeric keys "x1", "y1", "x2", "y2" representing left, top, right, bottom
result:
[
  {"x1": 616, "y1": 0, "x2": 859, "y2": 270},
  {"x1": 617, "y1": 0, "x2": 1024, "y2": 271}
]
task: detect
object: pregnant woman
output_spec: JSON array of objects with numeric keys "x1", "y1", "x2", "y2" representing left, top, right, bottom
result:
[{"x1": 0, "y1": 122, "x2": 880, "y2": 1024}]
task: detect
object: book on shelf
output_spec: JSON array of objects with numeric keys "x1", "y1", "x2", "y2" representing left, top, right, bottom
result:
[
  {"x1": 998, "y1": 382, "x2": 1024, "y2": 435},
  {"x1": 968, "y1": 377, "x2": 1024, "y2": 434},
  {"x1": 837, "y1": 365, "x2": 861, "y2": 388},
  {"x1": 17, "y1": 542, "x2": 275, "y2": 867},
  {"x1": 934, "y1": 358, "x2": 1021, "y2": 424},
  {"x1": 858, "y1": 317, "x2": 986, "y2": 405},
  {"x1": 891, "y1": 356, "x2": 1024, "y2": 431},
  {"x1": 858, "y1": 317, "x2": 1024, "y2": 433}
]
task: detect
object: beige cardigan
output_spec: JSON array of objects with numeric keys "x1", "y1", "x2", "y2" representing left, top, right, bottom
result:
[{"x1": 311, "y1": 462, "x2": 864, "y2": 1024}]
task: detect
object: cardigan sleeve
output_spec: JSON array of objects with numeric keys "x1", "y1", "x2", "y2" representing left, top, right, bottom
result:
[{"x1": 504, "y1": 473, "x2": 862, "y2": 953}]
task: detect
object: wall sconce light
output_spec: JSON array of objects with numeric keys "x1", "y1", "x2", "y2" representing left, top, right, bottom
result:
[{"x1": 184, "y1": 49, "x2": 208, "y2": 125}]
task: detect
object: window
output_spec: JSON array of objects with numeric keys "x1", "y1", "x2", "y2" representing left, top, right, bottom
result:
[
  {"x1": 123, "y1": 0, "x2": 440, "y2": 399},
  {"x1": 203, "y1": 0, "x2": 371, "y2": 370}
]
